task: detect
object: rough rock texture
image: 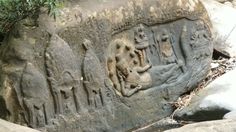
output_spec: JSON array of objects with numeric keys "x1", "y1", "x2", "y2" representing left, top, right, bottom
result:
[
  {"x1": 165, "y1": 119, "x2": 236, "y2": 132},
  {"x1": 174, "y1": 68, "x2": 236, "y2": 121},
  {"x1": 0, "y1": 0, "x2": 213, "y2": 131},
  {"x1": 0, "y1": 119, "x2": 40, "y2": 132},
  {"x1": 201, "y1": 0, "x2": 236, "y2": 57}
]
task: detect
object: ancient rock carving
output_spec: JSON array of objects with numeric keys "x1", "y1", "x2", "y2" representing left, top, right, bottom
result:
[
  {"x1": 0, "y1": 0, "x2": 213, "y2": 131},
  {"x1": 107, "y1": 38, "x2": 183, "y2": 97},
  {"x1": 20, "y1": 63, "x2": 52, "y2": 128},
  {"x1": 82, "y1": 39, "x2": 105, "y2": 108},
  {"x1": 153, "y1": 29, "x2": 187, "y2": 84},
  {"x1": 45, "y1": 35, "x2": 82, "y2": 114},
  {"x1": 180, "y1": 25, "x2": 194, "y2": 68},
  {"x1": 134, "y1": 24, "x2": 151, "y2": 67},
  {"x1": 190, "y1": 21, "x2": 212, "y2": 60},
  {"x1": 158, "y1": 29, "x2": 177, "y2": 65}
]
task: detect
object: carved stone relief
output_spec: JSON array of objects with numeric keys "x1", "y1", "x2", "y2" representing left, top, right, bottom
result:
[
  {"x1": 106, "y1": 22, "x2": 199, "y2": 97},
  {"x1": 45, "y1": 34, "x2": 83, "y2": 114},
  {"x1": 82, "y1": 39, "x2": 104, "y2": 108},
  {"x1": 21, "y1": 63, "x2": 53, "y2": 128},
  {"x1": 0, "y1": 0, "x2": 213, "y2": 131}
]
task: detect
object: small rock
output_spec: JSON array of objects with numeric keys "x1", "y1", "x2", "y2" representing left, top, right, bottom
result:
[
  {"x1": 224, "y1": 1, "x2": 234, "y2": 7},
  {"x1": 211, "y1": 62, "x2": 220, "y2": 69}
]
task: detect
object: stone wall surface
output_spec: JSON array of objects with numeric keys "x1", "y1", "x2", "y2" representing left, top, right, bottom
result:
[{"x1": 0, "y1": 0, "x2": 213, "y2": 131}]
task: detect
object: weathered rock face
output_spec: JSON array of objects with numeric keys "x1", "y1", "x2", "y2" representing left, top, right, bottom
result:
[{"x1": 0, "y1": 0, "x2": 213, "y2": 131}]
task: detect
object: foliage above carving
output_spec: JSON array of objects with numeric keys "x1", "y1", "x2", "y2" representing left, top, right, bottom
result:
[{"x1": 0, "y1": 0, "x2": 60, "y2": 34}]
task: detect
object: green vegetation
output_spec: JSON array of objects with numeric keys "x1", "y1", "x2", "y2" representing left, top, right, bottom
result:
[{"x1": 0, "y1": 0, "x2": 59, "y2": 35}]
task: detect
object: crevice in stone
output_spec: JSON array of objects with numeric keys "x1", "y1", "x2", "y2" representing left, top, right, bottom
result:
[
  {"x1": 212, "y1": 49, "x2": 230, "y2": 60},
  {"x1": 0, "y1": 96, "x2": 10, "y2": 119},
  {"x1": 174, "y1": 108, "x2": 230, "y2": 122},
  {"x1": 0, "y1": 33, "x2": 4, "y2": 45}
]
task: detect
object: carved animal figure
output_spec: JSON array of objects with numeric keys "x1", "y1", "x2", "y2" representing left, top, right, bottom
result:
[
  {"x1": 45, "y1": 34, "x2": 82, "y2": 114},
  {"x1": 82, "y1": 39, "x2": 104, "y2": 108},
  {"x1": 21, "y1": 63, "x2": 51, "y2": 128}
]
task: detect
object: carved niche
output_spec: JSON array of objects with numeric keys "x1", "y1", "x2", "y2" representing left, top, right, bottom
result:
[{"x1": 107, "y1": 21, "x2": 211, "y2": 97}]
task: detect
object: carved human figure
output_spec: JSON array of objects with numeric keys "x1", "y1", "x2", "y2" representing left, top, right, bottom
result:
[
  {"x1": 117, "y1": 64, "x2": 181, "y2": 97},
  {"x1": 180, "y1": 25, "x2": 193, "y2": 68},
  {"x1": 189, "y1": 21, "x2": 212, "y2": 60},
  {"x1": 134, "y1": 24, "x2": 151, "y2": 67},
  {"x1": 21, "y1": 63, "x2": 52, "y2": 128},
  {"x1": 45, "y1": 34, "x2": 83, "y2": 114},
  {"x1": 48, "y1": 71, "x2": 80, "y2": 114},
  {"x1": 107, "y1": 38, "x2": 184, "y2": 97},
  {"x1": 115, "y1": 52, "x2": 181, "y2": 97},
  {"x1": 159, "y1": 29, "x2": 177, "y2": 65},
  {"x1": 82, "y1": 39, "x2": 104, "y2": 108},
  {"x1": 158, "y1": 29, "x2": 186, "y2": 78}
]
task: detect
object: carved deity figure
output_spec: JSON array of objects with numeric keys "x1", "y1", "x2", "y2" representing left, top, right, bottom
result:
[
  {"x1": 82, "y1": 39, "x2": 104, "y2": 108},
  {"x1": 21, "y1": 63, "x2": 52, "y2": 128},
  {"x1": 134, "y1": 24, "x2": 151, "y2": 67},
  {"x1": 45, "y1": 34, "x2": 82, "y2": 114},
  {"x1": 107, "y1": 39, "x2": 183, "y2": 97},
  {"x1": 158, "y1": 29, "x2": 177, "y2": 65}
]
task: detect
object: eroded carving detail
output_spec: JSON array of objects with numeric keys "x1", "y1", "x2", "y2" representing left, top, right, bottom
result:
[
  {"x1": 105, "y1": 20, "x2": 211, "y2": 97},
  {"x1": 107, "y1": 32, "x2": 184, "y2": 97},
  {"x1": 82, "y1": 39, "x2": 104, "y2": 108},
  {"x1": 21, "y1": 63, "x2": 52, "y2": 128},
  {"x1": 190, "y1": 21, "x2": 212, "y2": 60},
  {"x1": 134, "y1": 24, "x2": 151, "y2": 67},
  {"x1": 0, "y1": 0, "x2": 213, "y2": 131},
  {"x1": 45, "y1": 35, "x2": 82, "y2": 115}
]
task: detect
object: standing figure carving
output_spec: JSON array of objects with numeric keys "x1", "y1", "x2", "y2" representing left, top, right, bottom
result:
[
  {"x1": 157, "y1": 29, "x2": 186, "y2": 74},
  {"x1": 21, "y1": 63, "x2": 52, "y2": 128},
  {"x1": 82, "y1": 39, "x2": 104, "y2": 108},
  {"x1": 134, "y1": 24, "x2": 151, "y2": 67},
  {"x1": 158, "y1": 29, "x2": 177, "y2": 65},
  {"x1": 45, "y1": 34, "x2": 82, "y2": 114}
]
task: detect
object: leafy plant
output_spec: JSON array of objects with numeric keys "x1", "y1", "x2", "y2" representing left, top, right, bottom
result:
[{"x1": 0, "y1": 0, "x2": 60, "y2": 34}]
